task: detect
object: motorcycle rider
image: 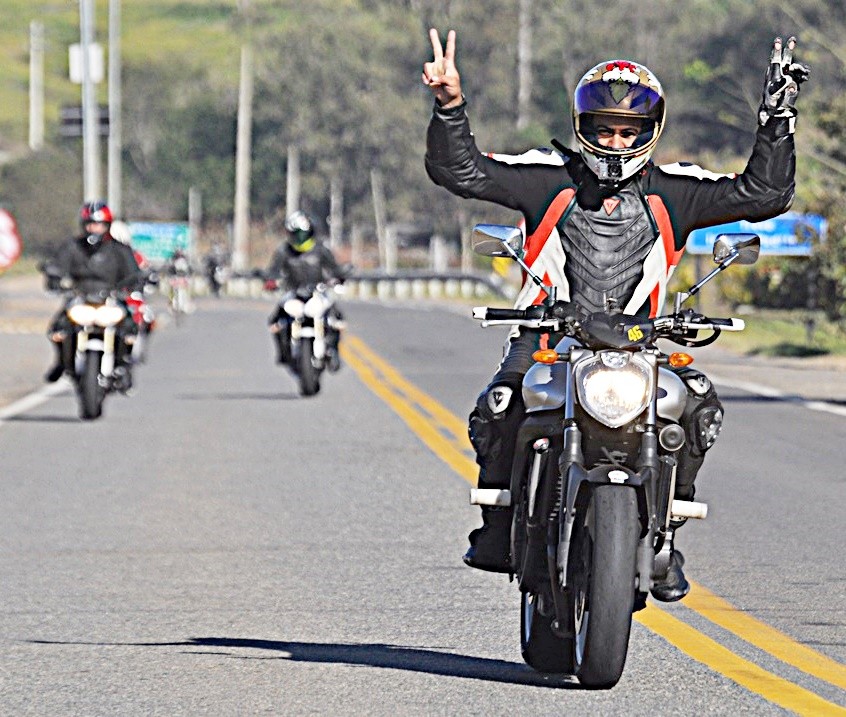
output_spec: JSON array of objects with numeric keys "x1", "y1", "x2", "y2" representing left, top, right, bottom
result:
[
  {"x1": 203, "y1": 241, "x2": 230, "y2": 297},
  {"x1": 109, "y1": 219, "x2": 157, "y2": 353},
  {"x1": 265, "y1": 210, "x2": 346, "y2": 369},
  {"x1": 423, "y1": 31, "x2": 807, "y2": 601},
  {"x1": 43, "y1": 201, "x2": 143, "y2": 388}
]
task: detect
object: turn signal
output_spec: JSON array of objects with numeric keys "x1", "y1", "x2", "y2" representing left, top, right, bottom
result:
[
  {"x1": 532, "y1": 349, "x2": 559, "y2": 364},
  {"x1": 668, "y1": 352, "x2": 694, "y2": 368}
]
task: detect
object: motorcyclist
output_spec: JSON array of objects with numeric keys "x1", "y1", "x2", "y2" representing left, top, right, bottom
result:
[
  {"x1": 163, "y1": 247, "x2": 193, "y2": 315},
  {"x1": 109, "y1": 219, "x2": 157, "y2": 352},
  {"x1": 203, "y1": 241, "x2": 230, "y2": 297},
  {"x1": 423, "y1": 31, "x2": 808, "y2": 601},
  {"x1": 43, "y1": 201, "x2": 143, "y2": 388},
  {"x1": 265, "y1": 210, "x2": 346, "y2": 370}
]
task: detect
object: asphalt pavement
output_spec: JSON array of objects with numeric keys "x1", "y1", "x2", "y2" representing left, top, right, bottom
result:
[{"x1": 3, "y1": 272, "x2": 846, "y2": 409}]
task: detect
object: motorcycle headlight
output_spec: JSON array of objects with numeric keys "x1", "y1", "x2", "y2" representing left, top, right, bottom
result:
[
  {"x1": 94, "y1": 304, "x2": 126, "y2": 327},
  {"x1": 67, "y1": 303, "x2": 97, "y2": 326},
  {"x1": 304, "y1": 294, "x2": 331, "y2": 319},
  {"x1": 575, "y1": 351, "x2": 653, "y2": 428},
  {"x1": 283, "y1": 298, "x2": 305, "y2": 319}
]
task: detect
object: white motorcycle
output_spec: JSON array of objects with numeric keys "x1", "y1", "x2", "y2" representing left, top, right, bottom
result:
[
  {"x1": 271, "y1": 282, "x2": 345, "y2": 396},
  {"x1": 56, "y1": 292, "x2": 134, "y2": 420}
]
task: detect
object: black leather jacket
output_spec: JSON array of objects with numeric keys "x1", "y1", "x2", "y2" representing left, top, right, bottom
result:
[
  {"x1": 425, "y1": 101, "x2": 795, "y2": 316},
  {"x1": 45, "y1": 234, "x2": 143, "y2": 295},
  {"x1": 267, "y1": 242, "x2": 344, "y2": 293}
]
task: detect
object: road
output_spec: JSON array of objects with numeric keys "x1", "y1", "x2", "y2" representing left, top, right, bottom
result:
[{"x1": 0, "y1": 291, "x2": 844, "y2": 715}]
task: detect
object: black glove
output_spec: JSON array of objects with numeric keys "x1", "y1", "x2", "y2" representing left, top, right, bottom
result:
[{"x1": 758, "y1": 36, "x2": 810, "y2": 129}]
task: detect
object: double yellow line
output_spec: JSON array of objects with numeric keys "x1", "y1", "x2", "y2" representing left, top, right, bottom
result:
[{"x1": 341, "y1": 333, "x2": 846, "y2": 713}]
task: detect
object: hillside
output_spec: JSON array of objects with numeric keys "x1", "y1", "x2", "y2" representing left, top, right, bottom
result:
[{"x1": 0, "y1": 0, "x2": 240, "y2": 157}]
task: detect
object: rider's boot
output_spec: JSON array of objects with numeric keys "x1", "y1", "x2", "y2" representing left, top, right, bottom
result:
[
  {"x1": 45, "y1": 364, "x2": 64, "y2": 383},
  {"x1": 45, "y1": 333, "x2": 69, "y2": 382},
  {"x1": 273, "y1": 327, "x2": 291, "y2": 364},
  {"x1": 650, "y1": 528, "x2": 690, "y2": 602},
  {"x1": 326, "y1": 329, "x2": 341, "y2": 372},
  {"x1": 462, "y1": 506, "x2": 512, "y2": 573}
]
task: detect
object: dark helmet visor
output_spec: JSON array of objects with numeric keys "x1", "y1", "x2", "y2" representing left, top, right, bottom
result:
[{"x1": 574, "y1": 81, "x2": 664, "y2": 120}]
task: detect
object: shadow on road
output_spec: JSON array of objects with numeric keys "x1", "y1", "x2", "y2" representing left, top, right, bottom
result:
[
  {"x1": 176, "y1": 392, "x2": 302, "y2": 401},
  {"x1": 3, "y1": 414, "x2": 82, "y2": 423},
  {"x1": 27, "y1": 637, "x2": 578, "y2": 688}
]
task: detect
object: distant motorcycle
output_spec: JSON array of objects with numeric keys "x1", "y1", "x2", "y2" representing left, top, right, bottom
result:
[
  {"x1": 205, "y1": 260, "x2": 228, "y2": 297},
  {"x1": 53, "y1": 291, "x2": 135, "y2": 420},
  {"x1": 469, "y1": 225, "x2": 759, "y2": 687},
  {"x1": 125, "y1": 288, "x2": 156, "y2": 364},
  {"x1": 269, "y1": 281, "x2": 344, "y2": 396}
]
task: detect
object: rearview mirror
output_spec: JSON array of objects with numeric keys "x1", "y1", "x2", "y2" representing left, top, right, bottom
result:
[
  {"x1": 713, "y1": 233, "x2": 760, "y2": 265},
  {"x1": 471, "y1": 224, "x2": 523, "y2": 258}
]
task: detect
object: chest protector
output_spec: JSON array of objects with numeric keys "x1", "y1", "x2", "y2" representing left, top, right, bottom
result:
[
  {"x1": 559, "y1": 180, "x2": 658, "y2": 314},
  {"x1": 515, "y1": 177, "x2": 682, "y2": 318}
]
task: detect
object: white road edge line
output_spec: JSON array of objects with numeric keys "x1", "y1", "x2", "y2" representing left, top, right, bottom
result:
[
  {"x1": 708, "y1": 373, "x2": 846, "y2": 418},
  {"x1": 0, "y1": 381, "x2": 71, "y2": 425}
]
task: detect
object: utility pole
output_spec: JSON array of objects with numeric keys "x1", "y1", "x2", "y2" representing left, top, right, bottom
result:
[
  {"x1": 79, "y1": 0, "x2": 102, "y2": 200},
  {"x1": 370, "y1": 169, "x2": 387, "y2": 270},
  {"x1": 107, "y1": 0, "x2": 122, "y2": 216},
  {"x1": 516, "y1": 0, "x2": 533, "y2": 131},
  {"x1": 329, "y1": 173, "x2": 343, "y2": 250},
  {"x1": 232, "y1": 0, "x2": 254, "y2": 272},
  {"x1": 29, "y1": 21, "x2": 45, "y2": 151},
  {"x1": 285, "y1": 144, "x2": 300, "y2": 215}
]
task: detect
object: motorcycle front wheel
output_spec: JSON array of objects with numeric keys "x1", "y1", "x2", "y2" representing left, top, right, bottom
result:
[
  {"x1": 78, "y1": 350, "x2": 104, "y2": 420},
  {"x1": 569, "y1": 484, "x2": 639, "y2": 688},
  {"x1": 297, "y1": 337, "x2": 321, "y2": 396}
]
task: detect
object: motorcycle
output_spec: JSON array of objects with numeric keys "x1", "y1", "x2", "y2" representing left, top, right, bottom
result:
[
  {"x1": 269, "y1": 281, "x2": 345, "y2": 396},
  {"x1": 125, "y1": 288, "x2": 156, "y2": 364},
  {"x1": 51, "y1": 290, "x2": 135, "y2": 420},
  {"x1": 205, "y1": 260, "x2": 228, "y2": 297},
  {"x1": 469, "y1": 224, "x2": 760, "y2": 687}
]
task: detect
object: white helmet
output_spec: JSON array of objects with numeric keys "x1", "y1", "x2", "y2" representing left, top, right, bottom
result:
[
  {"x1": 109, "y1": 220, "x2": 132, "y2": 245},
  {"x1": 573, "y1": 60, "x2": 666, "y2": 183}
]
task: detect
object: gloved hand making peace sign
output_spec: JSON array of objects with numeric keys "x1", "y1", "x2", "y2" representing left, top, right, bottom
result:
[
  {"x1": 758, "y1": 35, "x2": 810, "y2": 129},
  {"x1": 422, "y1": 28, "x2": 463, "y2": 109}
]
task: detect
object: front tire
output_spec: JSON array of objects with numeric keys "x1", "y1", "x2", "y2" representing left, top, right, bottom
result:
[
  {"x1": 570, "y1": 485, "x2": 639, "y2": 688},
  {"x1": 298, "y1": 337, "x2": 321, "y2": 396},
  {"x1": 78, "y1": 351, "x2": 104, "y2": 420}
]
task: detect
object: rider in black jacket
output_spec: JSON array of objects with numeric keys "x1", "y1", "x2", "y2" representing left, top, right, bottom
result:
[
  {"x1": 423, "y1": 30, "x2": 808, "y2": 600},
  {"x1": 265, "y1": 210, "x2": 346, "y2": 368},
  {"x1": 43, "y1": 201, "x2": 143, "y2": 386}
]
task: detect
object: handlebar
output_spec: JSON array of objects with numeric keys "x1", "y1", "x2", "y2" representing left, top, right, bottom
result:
[{"x1": 473, "y1": 302, "x2": 745, "y2": 346}]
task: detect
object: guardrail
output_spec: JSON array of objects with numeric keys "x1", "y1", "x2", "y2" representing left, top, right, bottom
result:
[{"x1": 201, "y1": 270, "x2": 516, "y2": 302}]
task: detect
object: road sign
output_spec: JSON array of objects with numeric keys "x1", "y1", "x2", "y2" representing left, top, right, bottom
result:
[
  {"x1": 127, "y1": 222, "x2": 192, "y2": 265},
  {"x1": 68, "y1": 42, "x2": 104, "y2": 84},
  {"x1": 686, "y1": 212, "x2": 827, "y2": 256},
  {"x1": 59, "y1": 105, "x2": 109, "y2": 138}
]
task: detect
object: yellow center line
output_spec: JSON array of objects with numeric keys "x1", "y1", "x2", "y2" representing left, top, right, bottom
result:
[
  {"x1": 685, "y1": 580, "x2": 846, "y2": 692},
  {"x1": 341, "y1": 332, "x2": 846, "y2": 712},
  {"x1": 344, "y1": 334, "x2": 470, "y2": 443},
  {"x1": 340, "y1": 336, "x2": 477, "y2": 483},
  {"x1": 637, "y1": 607, "x2": 845, "y2": 716}
]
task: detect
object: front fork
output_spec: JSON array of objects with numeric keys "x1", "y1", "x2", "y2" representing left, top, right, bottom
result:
[
  {"x1": 75, "y1": 326, "x2": 117, "y2": 377},
  {"x1": 554, "y1": 354, "x2": 673, "y2": 597}
]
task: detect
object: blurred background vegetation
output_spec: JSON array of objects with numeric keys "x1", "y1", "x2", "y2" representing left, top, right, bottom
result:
[{"x1": 0, "y1": 0, "x2": 844, "y2": 328}]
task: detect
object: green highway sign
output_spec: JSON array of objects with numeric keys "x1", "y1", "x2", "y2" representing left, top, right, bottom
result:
[{"x1": 127, "y1": 222, "x2": 193, "y2": 264}]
